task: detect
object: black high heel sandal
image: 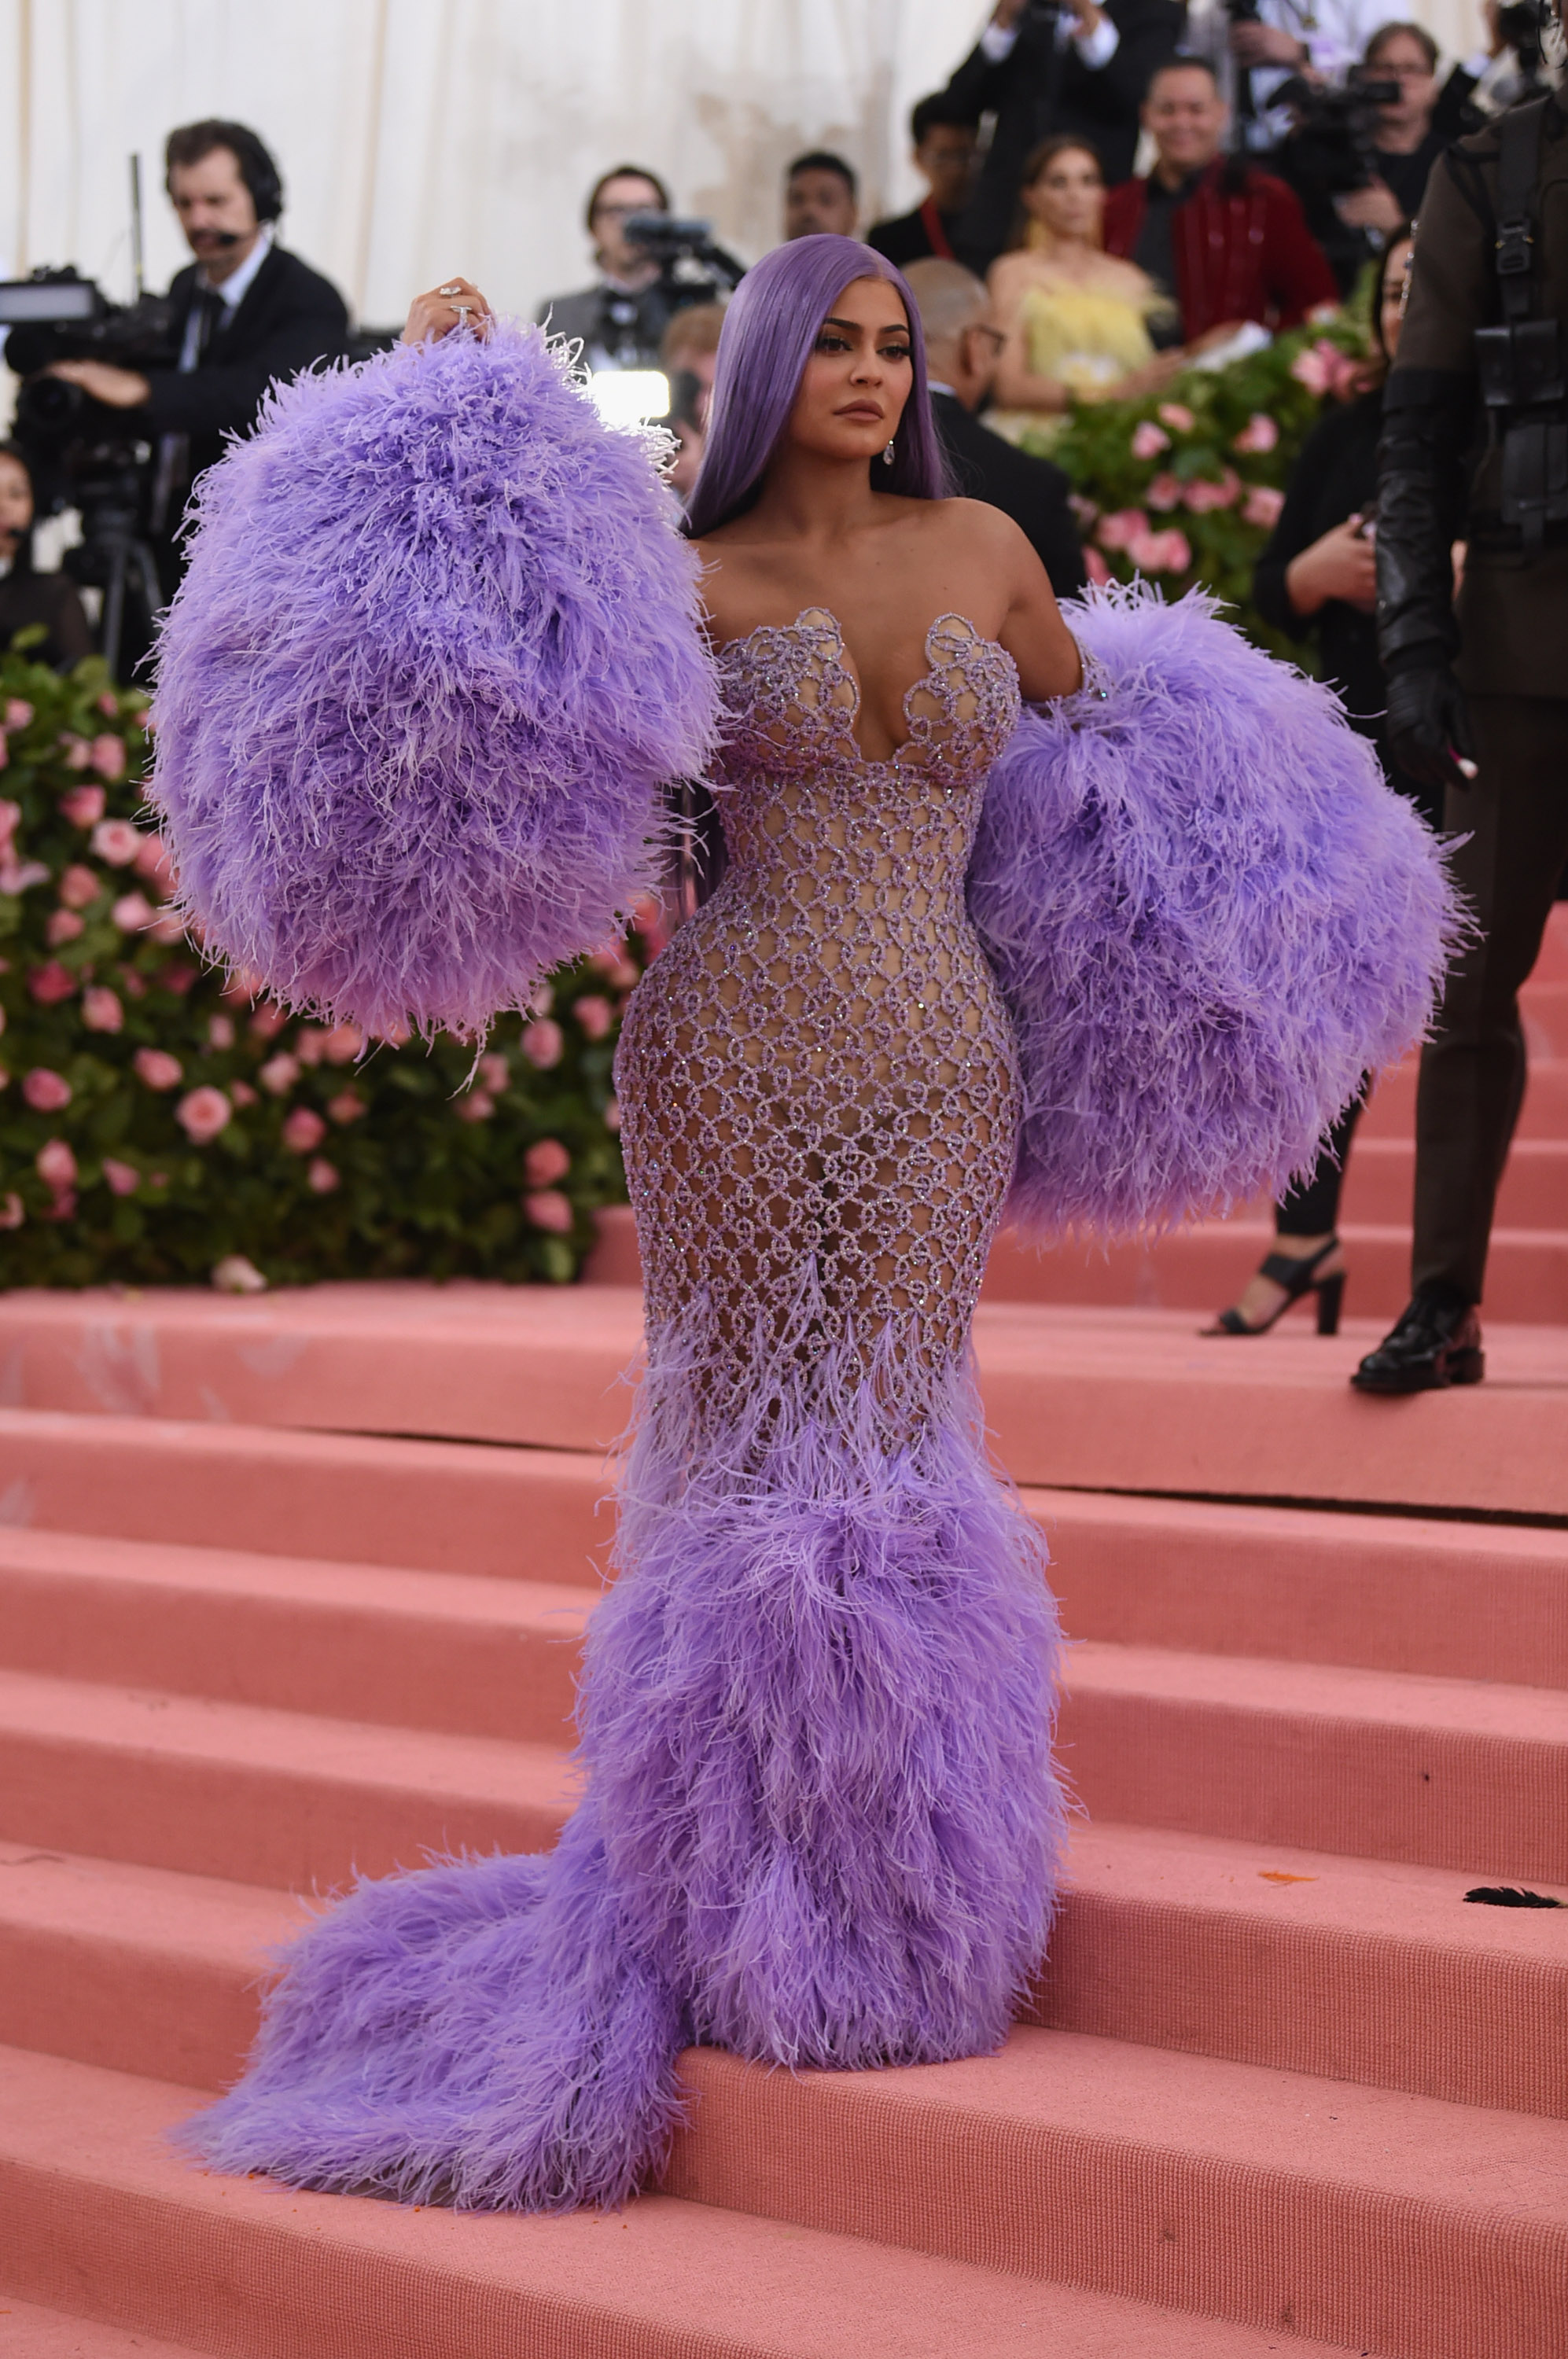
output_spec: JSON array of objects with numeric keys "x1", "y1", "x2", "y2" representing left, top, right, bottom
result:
[{"x1": 1205, "y1": 1237, "x2": 1345, "y2": 1338}]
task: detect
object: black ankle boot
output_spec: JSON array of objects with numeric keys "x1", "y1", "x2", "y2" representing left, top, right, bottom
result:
[{"x1": 1351, "y1": 1288, "x2": 1485, "y2": 1395}]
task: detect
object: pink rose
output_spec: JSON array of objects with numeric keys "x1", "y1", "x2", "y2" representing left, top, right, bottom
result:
[
  {"x1": 176, "y1": 1086, "x2": 231, "y2": 1143},
  {"x1": 60, "y1": 734, "x2": 91, "y2": 770},
  {"x1": 90, "y1": 819, "x2": 142, "y2": 867},
  {"x1": 521, "y1": 1018, "x2": 564, "y2": 1069},
  {"x1": 133, "y1": 1047, "x2": 183, "y2": 1091},
  {"x1": 1096, "y1": 508, "x2": 1149, "y2": 554},
  {"x1": 524, "y1": 1187, "x2": 574, "y2": 1235},
  {"x1": 478, "y1": 1051, "x2": 510, "y2": 1091},
  {"x1": 23, "y1": 1067, "x2": 72, "y2": 1111},
  {"x1": 0, "y1": 734, "x2": 8, "y2": 771},
  {"x1": 1084, "y1": 548, "x2": 1113, "y2": 586},
  {"x1": 98, "y1": 692, "x2": 119, "y2": 718},
  {"x1": 1232, "y1": 411, "x2": 1279, "y2": 455},
  {"x1": 0, "y1": 1192, "x2": 24, "y2": 1228},
  {"x1": 1290, "y1": 340, "x2": 1346, "y2": 397},
  {"x1": 377, "y1": 1021, "x2": 411, "y2": 1048},
  {"x1": 36, "y1": 1139, "x2": 77, "y2": 1191},
  {"x1": 82, "y1": 987, "x2": 123, "y2": 1032},
  {"x1": 456, "y1": 1089, "x2": 495, "y2": 1122},
  {"x1": 249, "y1": 1002, "x2": 289, "y2": 1040},
  {"x1": 5, "y1": 700, "x2": 33, "y2": 730},
  {"x1": 573, "y1": 993, "x2": 613, "y2": 1040},
  {"x1": 212, "y1": 1253, "x2": 267, "y2": 1293},
  {"x1": 282, "y1": 1106, "x2": 327, "y2": 1152},
  {"x1": 59, "y1": 785, "x2": 106, "y2": 827},
  {"x1": 1128, "y1": 527, "x2": 1191, "y2": 574},
  {"x1": 525, "y1": 1138, "x2": 571, "y2": 1187},
  {"x1": 0, "y1": 798, "x2": 18, "y2": 846},
  {"x1": 326, "y1": 1088, "x2": 366, "y2": 1123},
  {"x1": 145, "y1": 911, "x2": 187, "y2": 947},
  {"x1": 294, "y1": 1026, "x2": 328, "y2": 1067},
  {"x1": 103, "y1": 1157, "x2": 140, "y2": 1197},
  {"x1": 1242, "y1": 484, "x2": 1286, "y2": 529},
  {"x1": 1130, "y1": 419, "x2": 1170, "y2": 460},
  {"x1": 230, "y1": 1080, "x2": 258, "y2": 1108},
  {"x1": 159, "y1": 960, "x2": 198, "y2": 995},
  {"x1": 90, "y1": 734, "x2": 126, "y2": 781},
  {"x1": 259, "y1": 1054, "x2": 301, "y2": 1095},
  {"x1": 0, "y1": 854, "x2": 49, "y2": 892},
  {"x1": 207, "y1": 1014, "x2": 235, "y2": 1050},
  {"x1": 59, "y1": 864, "x2": 101, "y2": 910},
  {"x1": 28, "y1": 963, "x2": 77, "y2": 1004},
  {"x1": 46, "y1": 909, "x2": 84, "y2": 947},
  {"x1": 1146, "y1": 472, "x2": 1181, "y2": 511},
  {"x1": 322, "y1": 1022, "x2": 363, "y2": 1065},
  {"x1": 1157, "y1": 402, "x2": 1194, "y2": 432},
  {"x1": 306, "y1": 1157, "x2": 340, "y2": 1194},
  {"x1": 1183, "y1": 467, "x2": 1241, "y2": 513},
  {"x1": 111, "y1": 891, "x2": 155, "y2": 933}
]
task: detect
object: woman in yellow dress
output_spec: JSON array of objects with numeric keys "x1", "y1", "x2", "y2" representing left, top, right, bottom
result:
[{"x1": 986, "y1": 136, "x2": 1183, "y2": 435}]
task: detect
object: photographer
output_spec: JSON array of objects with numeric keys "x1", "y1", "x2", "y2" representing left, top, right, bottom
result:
[
  {"x1": 940, "y1": 0, "x2": 1187, "y2": 274},
  {"x1": 1220, "y1": 0, "x2": 1391, "y2": 152},
  {"x1": 33, "y1": 121, "x2": 348, "y2": 593},
  {"x1": 1279, "y1": 24, "x2": 1483, "y2": 296},
  {"x1": 536, "y1": 166, "x2": 679, "y2": 370}
]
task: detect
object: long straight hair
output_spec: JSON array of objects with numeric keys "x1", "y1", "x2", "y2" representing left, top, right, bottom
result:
[{"x1": 684, "y1": 234, "x2": 951, "y2": 537}]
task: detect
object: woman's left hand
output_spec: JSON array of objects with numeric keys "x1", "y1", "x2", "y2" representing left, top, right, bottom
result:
[{"x1": 402, "y1": 278, "x2": 494, "y2": 347}]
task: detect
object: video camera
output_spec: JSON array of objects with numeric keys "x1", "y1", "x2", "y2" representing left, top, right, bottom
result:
[
  {"x1": 1, "y1": 266, "x2": 179, "y2": 675},
  {"x1": 623, "y1": 214, "x2": 746, "y2": 307},
  {"x1": 1275, "y1": 69, "x2": 1402, "y2": 196}
]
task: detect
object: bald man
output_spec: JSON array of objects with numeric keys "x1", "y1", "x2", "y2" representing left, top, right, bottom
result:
[{"x1": 905, "y1": 258, "x2": 1086, "y2": 598}]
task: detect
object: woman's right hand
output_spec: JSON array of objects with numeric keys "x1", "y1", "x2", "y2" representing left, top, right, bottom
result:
[
  {"x1": 1285, "y1": 517, "x2": 1378, "y2": 618},
  {"x1": 402, "y1": 278, "x2": 494, "y2": 347}
]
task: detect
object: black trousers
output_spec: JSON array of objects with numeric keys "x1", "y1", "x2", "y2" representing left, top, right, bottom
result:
[
  {"x1": 1276, "y1": 1091, "x2": 1365, "y2": 1236},
  {"x1": 1412, "y1": 693, "x2": 1568, "y2": 1304}
]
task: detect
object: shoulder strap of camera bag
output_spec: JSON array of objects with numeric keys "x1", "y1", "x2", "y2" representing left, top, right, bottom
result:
[{"x1": 1476, "y1": 96, "x2": 1566, "y2": 550}]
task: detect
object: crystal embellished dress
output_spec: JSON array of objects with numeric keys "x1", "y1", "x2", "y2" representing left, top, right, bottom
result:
[{"x1": 182, "y1": 607, "x2": 1067, "y2": 2217}]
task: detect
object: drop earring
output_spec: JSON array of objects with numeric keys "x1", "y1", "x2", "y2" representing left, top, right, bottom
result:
[{"x1": 882, "y1": 440, "x2": 896, "y2": 466}]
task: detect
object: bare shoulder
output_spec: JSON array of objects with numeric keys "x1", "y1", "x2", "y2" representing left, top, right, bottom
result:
[{"x1": 919, "y1": 494, "x2": 1036, "y2": 569}]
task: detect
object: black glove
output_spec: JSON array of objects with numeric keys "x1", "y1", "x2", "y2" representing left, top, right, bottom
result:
[{"x1": 1383, "y1": 664, "x2": 1476, "y2": 798}]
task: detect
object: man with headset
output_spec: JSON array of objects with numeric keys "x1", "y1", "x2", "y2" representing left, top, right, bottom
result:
[{"x1": 43, "y1": 119, "x2": 348, "y2": 593}]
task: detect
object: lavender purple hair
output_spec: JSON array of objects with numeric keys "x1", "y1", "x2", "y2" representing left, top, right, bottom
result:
[{"x1": 685, "y1": 234, "x2": 952, "y2": 535}]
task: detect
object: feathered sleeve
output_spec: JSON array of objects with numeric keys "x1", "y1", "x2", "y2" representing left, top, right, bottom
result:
[
  {"x1": 966, "y1": 583, "x2": 1463, "y2": 1242},
  {"x1": 149, "y1": 322, "x2": 717, "y2": 1040}
]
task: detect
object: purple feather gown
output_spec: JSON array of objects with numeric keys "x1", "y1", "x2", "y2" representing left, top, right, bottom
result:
[{"x1": 179, "y1": 605, "x2": 1068, "y2": 2211}]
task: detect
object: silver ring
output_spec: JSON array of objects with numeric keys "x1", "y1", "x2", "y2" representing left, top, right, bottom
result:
[{"x1": 438, "y1": 283, "x2": 462, "y2": 297}]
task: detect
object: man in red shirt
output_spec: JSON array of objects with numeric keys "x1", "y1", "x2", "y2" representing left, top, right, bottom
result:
[{"x1": 1103, "y1": 58, "x2": 1338, "y2": 344}]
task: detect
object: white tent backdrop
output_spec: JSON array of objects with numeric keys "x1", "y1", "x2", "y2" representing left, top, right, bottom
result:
[{"x1": 2, "y1": 0, "x2": 1485, "y2": 333}]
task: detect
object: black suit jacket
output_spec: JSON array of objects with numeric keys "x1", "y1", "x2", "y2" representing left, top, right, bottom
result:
[
  {"x1": 943, "y1": 0, "x2": 1186, "y2": 271},
  {"x1": 138, "y1": 244, "x2": 350, "y2": 484},
  {"x1": 932, "y1": 390, "x2": 1087, "y2": 598}
]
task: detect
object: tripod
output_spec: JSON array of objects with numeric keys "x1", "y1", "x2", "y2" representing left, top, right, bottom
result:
[{"x1": 66, "y1": 466, "x2": 167, "y2": 684}]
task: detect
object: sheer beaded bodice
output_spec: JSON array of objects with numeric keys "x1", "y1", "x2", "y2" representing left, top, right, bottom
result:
[{"x1": 616, "y1": 609, "x2": 1022, "y2": 1422}]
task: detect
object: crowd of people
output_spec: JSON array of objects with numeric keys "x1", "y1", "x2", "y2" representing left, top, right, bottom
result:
[{"x1": 2, "y1": 13, "x2": 1565, "y2": 1394}]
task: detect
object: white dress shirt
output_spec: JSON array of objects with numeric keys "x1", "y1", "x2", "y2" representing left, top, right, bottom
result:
[{"x1": 980, "y1": 9, "x2": 1124, "y2": 77}]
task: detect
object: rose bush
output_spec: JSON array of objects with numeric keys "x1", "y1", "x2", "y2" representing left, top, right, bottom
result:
[
  {"x1": 1023, "y1": 302, "x2": 1375, "y2": 653},
  {"x1": 0, "y1": 635, "x2": 652, "y2": 1288}
]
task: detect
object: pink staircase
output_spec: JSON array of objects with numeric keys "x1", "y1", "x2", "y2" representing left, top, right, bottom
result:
[{"x1": 1, "y1": 923, "x2": 1566, "y2": 2357}]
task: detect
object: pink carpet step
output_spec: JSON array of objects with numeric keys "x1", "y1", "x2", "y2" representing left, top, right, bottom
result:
[
  {"x1": 6, "y1": 1831, "x2": 1562, "y2": 2120},
  {"x1": 1523, "y1": 977, "x2": 1568, "y2": 1056},
  {"x1": 2, "y1": 1636, "x2": 1557, "y2": 1897},
  {"x1": 0, "y1": 1669, "x2": 572, "y2": 1890},
  {"x1": 0, "y1": 1409, "x2": 610, "y2": 1580},
  {"x1": 1035, "y1": 1487, "x2": 1568, "y2": 1689},
  {"x1": 0, "y1": 2298, "x2": 214, "y2": 2358},
  {"x1": 1063, "y1": 1642, "x2": 1568, "y2": 1881},
  {"x1": 981, "y1": 1218, "x2": 1568, "y2": 1323},
  {"x1": 1, "y1": 1503, "x2": 1559, "y2": 1750},
  {"x1": 1339, "y1": 1135, "x2": 1568, "y2": 1229},
  {"x1": 0, "y1": 2048, "x2": 1353, "y2": 2359},
  {"x1": 976, "y1": 1304, "x2": 1568, "y2": 1517},
  {"x1": 662, "y1": 2027, "x2": 1568, "y2": 2359},
  {"x1": 1, "y1": 1292, "x2": 1565, "y2": 1516},
  {"x1": 0, "y1": 1527, "x2": 591, "y2": 1746}
]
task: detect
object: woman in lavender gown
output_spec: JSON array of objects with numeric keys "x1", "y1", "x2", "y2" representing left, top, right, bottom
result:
[{"x1": 164, "y1": 237, "x2": 1452, "y2": 2214}]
